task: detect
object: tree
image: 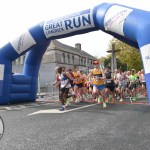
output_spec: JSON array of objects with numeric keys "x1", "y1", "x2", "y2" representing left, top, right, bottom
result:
[
  {"x1": 98, "y1": 55, "x2": 127, "y2": 71},
  {"x1": 109, "y1": 38, "x2": 143, "y2": 71}
]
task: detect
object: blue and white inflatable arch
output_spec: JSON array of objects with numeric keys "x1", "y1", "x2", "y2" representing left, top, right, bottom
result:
[{"x1": 0, "y1": 3, "x2": 150, "y2": 104}]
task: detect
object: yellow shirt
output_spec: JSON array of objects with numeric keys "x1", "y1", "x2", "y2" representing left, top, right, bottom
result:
[{"x1": 92, "y1": 68, "x2": 104, "y2": 85}]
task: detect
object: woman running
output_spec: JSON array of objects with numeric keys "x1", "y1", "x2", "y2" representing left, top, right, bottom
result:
[{"x1": 88, "y1": 60, "x2": 106, "y2": 108}]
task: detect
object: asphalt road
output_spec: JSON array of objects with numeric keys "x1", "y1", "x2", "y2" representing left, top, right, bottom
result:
[{"x1": 0, "y1": 100, "x2": 150, "y2": 150}]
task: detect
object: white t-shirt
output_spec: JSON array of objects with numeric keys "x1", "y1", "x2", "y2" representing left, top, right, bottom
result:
[{"x1": 117, "y1": 73, "x2": 126, "y2": 86}]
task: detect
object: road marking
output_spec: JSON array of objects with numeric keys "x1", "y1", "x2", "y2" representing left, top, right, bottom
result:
[
  {"x1": 0, "y1": 102, "x2": 55, "y2": 111},
  {"x1": 28, "y1": 109, "x2": 62, "y2": 115},
  {"x1": 28, "y1": 103, "x2": 97, "y2": 116},
  {"x1": 64, "y1": 103, "x2": 97, "y2": 113},
  {"x1": 3, "y1": 107, "x2": 12, "y2": 110}
]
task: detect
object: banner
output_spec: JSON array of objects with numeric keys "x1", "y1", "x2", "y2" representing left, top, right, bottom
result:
[
  {"x1": 10, "y1": 31, "x2": 36, "y2": 54},
  {"x1": 140, "y1": 44, "x2": 150, "y2": 74},
  {"x1": 104, "y1": 5, "x2": 133, "y2": 36},
  {"x1": 43, "y1": 9, "x2": 95, "y2": 38}
]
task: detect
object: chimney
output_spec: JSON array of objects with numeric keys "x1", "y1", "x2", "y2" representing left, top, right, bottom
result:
[{"x1": 75, "y1": 43, "x2": 81, "y2": 50}]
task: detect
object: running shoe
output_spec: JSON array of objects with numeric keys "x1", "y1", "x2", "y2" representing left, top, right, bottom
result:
[
  {"x1": 60, "y1": 106, "x2": 66, "y2": 111},
  {"x1": 75, "y1": 98, "x2": 79, "y2": 103},
  {"x1": 103, "y1": 102, "x2": 107, "y2": 109},
  {"x1": 130, "y1": 97, "x2": 133, "y2": 103},
  {"x1": 97, "y1": 97, "x2": 101, "y2": 103},
  {"x1": 132, "y1": 97, "x2": 136, "y2": 101},
  {"x1": 119, "y1": 98, "x2": 123, "y2": 102}
]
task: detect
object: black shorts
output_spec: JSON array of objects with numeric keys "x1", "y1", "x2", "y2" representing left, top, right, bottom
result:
[
  {"x1": 74, "y1": 83, "x2": 83, "y2": 88},
  {"x1": 70, "y1": 80, "x2": 74, "y2": 88},
  {"x1": 129, "y1": 84, "x2": 137, "y2": 90},
  {"x1": 105, "y1": 83, "x2": 115, "y2": 91},
  {"x1": 126, "y1": 82, "x2": 130, "y2": 88},
  {"x1": 60, "y1": 88, "x2": 69, "y2": 93}
]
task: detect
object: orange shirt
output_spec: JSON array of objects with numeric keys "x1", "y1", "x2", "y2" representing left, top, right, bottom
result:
[
  {"x1": 82, "y1": 74, "x2": 88, "y2": 86},
  {"x1": 73, "y1": 71, "x2": 82, "y2": 84}
]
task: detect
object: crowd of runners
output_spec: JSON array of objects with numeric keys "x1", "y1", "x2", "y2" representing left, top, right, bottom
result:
[{"x1": 53, "y1": 60, "x2": 147, "y2": 111}]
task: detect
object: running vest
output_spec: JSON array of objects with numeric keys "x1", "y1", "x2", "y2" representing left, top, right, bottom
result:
[
  {"x1": 105, "y1": 71, "x2": 111, "y2": 79},
  {"x1": 59, "y1": 73, "x2": 71, "y2": 88},
  {"x1": 73, "y1": 72, "x2": 82, "y2": 84},
  {"x1": 92, "y1": 68, "x2": 104, "y2": 85},
  {"x1": 105, "y1": 71, "x2": 112, "y2": 84}
]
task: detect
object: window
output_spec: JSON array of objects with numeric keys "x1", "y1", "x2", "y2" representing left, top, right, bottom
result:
[
  {"x1": 84, "y1": 58, "x2": 86, "y2": 65},
  {"x1": 63, "y1": 53, "x2": 65, "y2": 63},
  {"x1": 81, "y1": 58, "x2": 83, "y2": 65},
  {"x1": 68, "y1": 54, "x2": 70, "y2": 64},
  {"x1": 72, "y1": 56, "x2": 74, "y2": 64}
]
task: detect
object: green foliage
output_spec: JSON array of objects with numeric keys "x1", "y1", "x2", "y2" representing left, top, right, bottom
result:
[
  {"x1": 99, "y1": 38, "x2": 143, "y2": 71},
  {"x1": 99, "y1": 56, "x2": 127, "y2": 72},
  {"x1": 113, "y1": 39, "x2": 142, "y2": 71}
]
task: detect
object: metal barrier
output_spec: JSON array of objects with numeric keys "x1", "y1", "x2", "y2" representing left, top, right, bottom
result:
[{"x1": 45, "y1": 83, "x2": 59, "y2": 100}]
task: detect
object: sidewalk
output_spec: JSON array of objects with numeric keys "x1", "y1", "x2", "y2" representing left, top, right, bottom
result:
[
  {"x1": 36, "y1": 94, "x2": 59, "y2": 103},
  {"x1": 36, "y1": 95, "x2": 149, "y2": 105}
]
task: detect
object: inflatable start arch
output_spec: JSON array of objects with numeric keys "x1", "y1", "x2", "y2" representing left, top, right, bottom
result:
[{"x1": 0, "y1": 3, "x2": 150, "y2": 104}]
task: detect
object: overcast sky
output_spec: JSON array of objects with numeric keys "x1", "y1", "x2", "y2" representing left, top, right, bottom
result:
[{"x1": 0, "y1": 0, "x2": 150, "y2": 57}]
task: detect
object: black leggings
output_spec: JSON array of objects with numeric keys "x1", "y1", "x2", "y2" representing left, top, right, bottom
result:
[{"x1": 60, "y1": 88, "x2": 69, "y2": 105}]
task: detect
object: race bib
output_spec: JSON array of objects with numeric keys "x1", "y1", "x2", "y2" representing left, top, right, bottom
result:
[{"x1": 106, "y1": 80, "x2": 111, "y2": 83}]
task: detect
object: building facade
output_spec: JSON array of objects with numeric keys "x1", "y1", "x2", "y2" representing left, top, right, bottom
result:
[{"x1": 12, "y1": 40, "x2": 96, "y2": 92}]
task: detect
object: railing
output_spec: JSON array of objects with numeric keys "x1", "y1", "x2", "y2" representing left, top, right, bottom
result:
[{"x1": 45, "y1": 82, "x2": 59, "y2": 100}]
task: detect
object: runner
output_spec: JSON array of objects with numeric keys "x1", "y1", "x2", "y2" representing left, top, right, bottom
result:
[
  {"x1": 115, "y1": 68, "x2": 127, "y2": 102},
  {"x1": 66, "y1": 68, "x2": 75, "y2": 104},
  {"x1": 140, "y1": 69, "x2": 147, "y2": 97},
  {"x1": 87, "y1": 69, "x2": 93, "y2": 99},
  {"x1": 80, "y1": 70, "x2": 89, "y2": 100},
  {"x1": 72, "y1": 65, "x2": 84, "y2": 103},
  {"x1": 56, "y1": 66, "x2": 71, "y2": 111},
  {"x1": 129, "y1": 69, "x2": 138, "y2": 102},
  {"x1": 88, "y1": 60, "x2": 106, "y2": 108},
  {"x1": 104, "y1": 66, "x2": 116, "y2": 103},
  {"x1": 124, "y1": 71, "x2": 131, "y2": 98}
]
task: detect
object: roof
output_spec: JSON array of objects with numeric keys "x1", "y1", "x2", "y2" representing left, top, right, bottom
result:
[{"x1": 47, "y1": 40, "x2": 96, "y2": 59}]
